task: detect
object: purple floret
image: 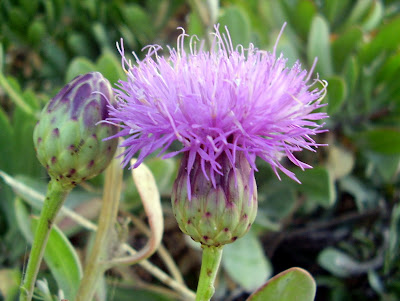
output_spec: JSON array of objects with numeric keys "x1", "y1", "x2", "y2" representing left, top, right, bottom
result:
[{"x1": 105, "y1": 24, "x2": 328, "y2": 191}]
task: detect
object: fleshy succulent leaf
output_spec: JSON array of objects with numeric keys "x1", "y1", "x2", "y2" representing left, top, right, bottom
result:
[{"x1": 247, "y1": 267, "x2": 316, "y2": 301}]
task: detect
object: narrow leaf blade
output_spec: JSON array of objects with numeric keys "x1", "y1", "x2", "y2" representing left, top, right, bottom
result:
[
  {"x1": 31, "y1": 218, "x2": 83, "y2": 300},
  {"x1": 307, "y1": 15, "x2": 333, "y2": 76}
]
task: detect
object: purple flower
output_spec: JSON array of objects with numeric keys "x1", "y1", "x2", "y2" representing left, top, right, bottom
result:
[{"x1": 105, "y1": 25, "x2": 328, "y2": 197}]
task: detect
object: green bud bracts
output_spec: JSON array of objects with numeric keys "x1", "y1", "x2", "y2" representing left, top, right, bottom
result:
[
  {"x1": 172, "y1": 152, "x2": 258, "y2": 247},
  {"x1": 33, "y1": 72, "x2": 118, "y2": 189}
]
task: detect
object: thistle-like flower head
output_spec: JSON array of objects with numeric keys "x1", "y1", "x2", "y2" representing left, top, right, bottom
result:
[{"x1": 106, "y1": 25, "x2": 327, "y2": 197}]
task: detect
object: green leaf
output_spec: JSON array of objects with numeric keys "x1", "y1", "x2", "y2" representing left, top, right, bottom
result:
[
  {"x1": 346, "y1": 0, "x2": 374, "y2": 26},
  {"x1": 187, "y1": 11, "x2": 204, "y2": 37},
  {"x1": 33, "y1": 278, "x2": 55, "y2": 301},
  {"x1": 27, "y1": 20, "x2": 46, "y2": 47},
  {"x1": 65, "y1": 57, "x2": 97, "y2": 82},
  {"x1": 96, "y1": 51, "x2": 125, "y2": 86},
  {"x1": 0, "y1": 107, "x2": 14, "y2": 172},
  {"x1": 332, "y1": 27, "x2": 362, "y2": 72},
  {"x1": 253, "y1": 211, "x2": 281, "y2": 232},
  {"x1": 0, "y1": 73, "x2": 35, "y2": 116},
  {"x1": 307, "y1": 15, "x2": 333, "y2": 76},
  {"x1": 323, "y1": 0, "x2": 352, "y2": 25},
  {"x1": 31, "y1": 218, "x2": 83, "y2": 300},
  {"x1": 0, "y1": 171, "x2": 49, "y2": 211},
  {"x1": 1, "y1": 172, "x2": 100, "y2": 237},
  {"x1": 365, "y1": 152, "x2": 400, "y2": 182},
  {"x1": 123, "y1": 157, "x2": 177, "y2": 209},
  {"x1": 112, "y1": 287, "x2": 174, "y2": 301},
  {"x1": 339, "y1": 176, "x2": 378, "y2": 211},
  {"x1": 326, "y1": 145, "x2": 354, "y2": 180},
  {"x1": 275, "y1": 32, "x2": 301, "y2": 68},
  {"x1": 224, "y1": 0, "x2": 268, "y2": 45},
  {"x1": 118, "y1": 25, "x2": 137, "y2": 50},
  {"x1": 145, "y1": 157, "x2": 177, "y2": 196},
  {"x1": 92, "y1": 23, "x2": 112, "y2": 51},
  {"x1": 0, "y1": 268, "x2": 21, "y2": 301},
  {"x1": 8, "y1": 7, "x2": 30, "y2": 33},
  {"x1": 266, "y1": 1, "x2": 290, "y2": 30},
  {"x1": 145, "y1": 0, "x2": 173, "y2": 30},
  {"x1": 376, "y1": 52, "x2": 400, "y2": 84},
  {"x1": 94, "y1": 274, "x2": 107, "y2": 301},
  {"x1": 247, "y1": 267, "x2": 316, "y2": 301},
  {"x1": 14, "y1": 198, "x2": 34, "y2": 243},
  {"x1": 67, "y1": 33, "x2": 95, "y2": 58},
  {"x1": 318, "y1": 247, "x2": 362, "y2": 278},
  {"x1": 123, "y1": 159, "x2": 163, "y2": 265},
  {"x1": 362, "y1": 0, "x2": 384, "y2": 31},
  {"x1": 15, "y1": 195, "x2": 83, "y2": 299},
  {"x1": 356, "y1": 128, "x2": 400, "y2": 155},
  {"x1": 0, "y1": 183, "x2": 18, "y2": 237},
  {"x1": 43, "y1": 0, "x2": 55, "y2": 25},
  {"x1": 18, "y1": 175, "x2": 99, "y2": 209},
  {"x1": 326, "y1": 76, "x2": 347, "y2": 115},
  {"x1": 52, "y1": 0, "x2": 65, "y2": 21},
  {"x1": 296, "y1": 167, "x2": 336, "y2": 208},
  {"x1": 360, "y1": 16, "x2": 400, "y2": 64},
  {"x1": 385, "y1": 204, "x2": 400, "y2": 272},
  {"x1": 290, "y1": 0, "x2": 317, "y2": 39},
  {"x1": 260, "y1": 181, "x2": 296, "y2": 221},
  {"x1": 41, "y1": 38, "x2": 68, "y2": 75},
  {"x1": 22, "y1": 90, "x2": 40, "y2": 111},
  {"x1": 222, "y1": 230, "x2": 272, "y2": 291},
  {"x1": 120, "y1": 4, "x2": 155, "y2": 45},
  {"x1": 219, "y1": 6, "x2": 251, "y2": 47},
  {"x1": 343, "y1": 56, "x2": 359, "y2": 97},
  {"x1": 12, "y1": 99, "x2": 41, "y2": 177},
  {"x1": 0, "y1": 43, "x2": 3, "y2": 72},
  {"x1": 19, "y1": 0, "x2": 39, "y2": 17},
  {"x1": 368, "y1": 270, "x2": 384, "y2": 295}
]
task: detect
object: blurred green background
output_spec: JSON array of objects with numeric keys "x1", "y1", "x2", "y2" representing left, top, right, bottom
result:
[{"x1": 1, "y1": 0, "x2": 400, "y2": 300}]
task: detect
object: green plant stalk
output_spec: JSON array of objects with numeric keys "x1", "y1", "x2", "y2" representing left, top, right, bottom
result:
[
  {"x1": 195, "y1": 245, "x2": 223, "y2": 301},
  {"x1": 19, "y1": 179, "x2": 71, "y2": 301},
  {"x1": 75, "y1": 152, "x2": 123, "y2": 301}
]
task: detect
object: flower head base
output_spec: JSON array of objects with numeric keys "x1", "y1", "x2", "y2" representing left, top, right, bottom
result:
[
  {"x1": 34, "y1": 72, "x2": 118, "y2": 189},
  {"x1": 172, "y1": 152, "x2": 257, "y2": 246},
  {"x1": 106, "y1": 25, "x2": 328, "y2": 197}
]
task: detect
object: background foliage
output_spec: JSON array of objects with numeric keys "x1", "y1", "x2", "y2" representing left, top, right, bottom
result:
[{"x1": 1, "y1": 0, "x2": 400, "y2": 300}]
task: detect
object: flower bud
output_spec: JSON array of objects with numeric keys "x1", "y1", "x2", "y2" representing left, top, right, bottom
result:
[
  {"x1": 172, "y1": 152, "x2": 258, "y2": 247},
  {"x1": 33, "y1": 72, "x2": 118, "y2": 189}
]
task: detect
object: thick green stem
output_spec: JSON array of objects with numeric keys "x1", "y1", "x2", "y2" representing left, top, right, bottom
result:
[
  {"x1": 19, "y1": 179, "x2": 70, "y2": 301},
  {"x1": 75, "y1": 153, "x2": 123, "y2": 301},
  {"x1": 195, "y1": 245, "x2": 223, "y2": 301}
]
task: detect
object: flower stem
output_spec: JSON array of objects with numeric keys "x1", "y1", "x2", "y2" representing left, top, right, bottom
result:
[
  {"x1": 75, "y1": 151, "x2": 123, "y2": 301},
  {"x1": 195, "y1": 245, "x2": 223, "y2": 301},
  {"x1": 19, "y1": 179, "x2": 70, "y2": 301}
]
